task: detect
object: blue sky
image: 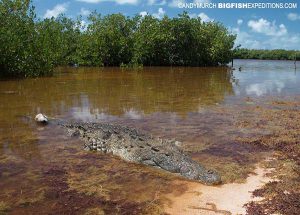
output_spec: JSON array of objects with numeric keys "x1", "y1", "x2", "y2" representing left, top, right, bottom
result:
[{"x1": 33, "y1": 0, "x2": 300, "y2": 50}]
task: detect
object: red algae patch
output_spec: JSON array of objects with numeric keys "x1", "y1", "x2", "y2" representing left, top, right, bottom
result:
[{"x1": 164, "y1": 164, "x2": 273, "y2": 215}]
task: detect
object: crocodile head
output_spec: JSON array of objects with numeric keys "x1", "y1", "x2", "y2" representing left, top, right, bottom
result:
[
  {"x1": 60, "y1": 123, "x2": 87, "y2": 137},
  {"x1": 198, "y1": 169, "x2": 222, "y2": 185}
]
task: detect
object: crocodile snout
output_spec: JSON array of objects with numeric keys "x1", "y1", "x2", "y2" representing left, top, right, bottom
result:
[{"x1": 198, "y1": 169, "x2": 222, "y2": 185}]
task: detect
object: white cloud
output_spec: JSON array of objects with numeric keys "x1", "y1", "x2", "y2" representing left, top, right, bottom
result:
[
  {"x1": 237, "y1": 19, "x2": 243, "y2": 25},
  {"x1": 188, "y1": 13, "x2": 197, "y2": 18},
  {"x1": 264, "y1": 33, "x2": 300, "y2": 49},
  {"x1": 44, "y1": 3, "x2": 69, "y2": 19},
  {"x1": 153, "y1": 7, "x2": 165, "y2": 19},
  {"x1": 76, "y1": 0, "x2": 100, "y2": 2},
  {"x1": 76, "y1": 0, "x2": 139, "y2": 4},
  {"x1": 231, "y1": 25, "x2": 300, "y2": 50},
  {"x1": 183, "y1": 12, "x2": 213, "y2": 22},
  {"x1": 231, "y1": 27, "x2": 262, "y2": 49},
  {"x1": 235, "y1": 17, "x2": 300, "y2": 49},
  {"x1": 139, "y1": 8, "x2": 166, "y2": 19},
  {"x1": 287, "y1": 13, "x2": 300, "y2": 21},
  {"x1": 198, "y1": 12, "x2": 213, "y2": 22},
  {"x1": 169, "y1": 0, "x2": 185, "y2": 7},
  {"x1": 139, "y1": 11, "x2": 148, "y2": 17},
  {"x1": 74, "y1": 20, "x2": 88, "y2": 31},
  {"x1": 248, "y1": 18, "x2": 287, "y2": 37},
  {"x1": 79, "y1": 8, "x2": 90, "y2": 16},
  {"x1": 147, "y1": 0, "x2": 166, "y2": 5},
  {"x1": 113, "y1": 0, "x2": 139, "y2": 4},
  {"x1": 81, "y1": 20, "x2": 86, "y2": 27}
]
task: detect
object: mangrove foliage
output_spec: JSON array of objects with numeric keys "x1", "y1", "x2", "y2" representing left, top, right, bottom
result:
[
  {"x1": 234, "y1": 48, "x2": 300, "y2": 61},
  {"x1": 0, "y1": 0, "x2": 236, "y2": 78}
]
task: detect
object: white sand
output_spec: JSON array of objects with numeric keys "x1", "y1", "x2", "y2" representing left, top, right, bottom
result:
[{"x1": 164, "y1": 165, "x2": 273, "y2": 215}]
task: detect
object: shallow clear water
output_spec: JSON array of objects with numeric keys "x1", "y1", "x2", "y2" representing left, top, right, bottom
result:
[{"x1": 0, "y1": 60, "x2": 299, "y2": 214}]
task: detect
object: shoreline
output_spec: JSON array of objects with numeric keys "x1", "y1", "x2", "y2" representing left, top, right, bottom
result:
[{"x1": 164, "y1": 162, "x2": 274, "y2": 215}]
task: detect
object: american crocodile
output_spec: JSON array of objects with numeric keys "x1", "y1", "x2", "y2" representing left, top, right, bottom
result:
[{"x1": 60, "y1": 122, "x2": 221, "y2": 185}]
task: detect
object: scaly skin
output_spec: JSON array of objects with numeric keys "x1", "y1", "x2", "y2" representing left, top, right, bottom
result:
[{"x1": 60, "y1": 122, "x2": 221, "y2": 185}]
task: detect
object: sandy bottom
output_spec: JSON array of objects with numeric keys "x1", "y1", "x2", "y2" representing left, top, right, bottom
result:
[{"x1": 164, "y1": 165, "x2": 274, "y2": 215}]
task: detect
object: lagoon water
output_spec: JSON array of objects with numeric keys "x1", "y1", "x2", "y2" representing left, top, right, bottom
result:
[{"x1": 0, "y1": 59, "x2": 299, "y2": 214}]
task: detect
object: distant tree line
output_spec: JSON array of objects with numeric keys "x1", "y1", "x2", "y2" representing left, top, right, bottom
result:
[
  {"x1": 0, "y1": 0, "x2": 236, "y2": 78},
  {"x1": 234, "y1": 48, "x2": 300, "y2": 61}
]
